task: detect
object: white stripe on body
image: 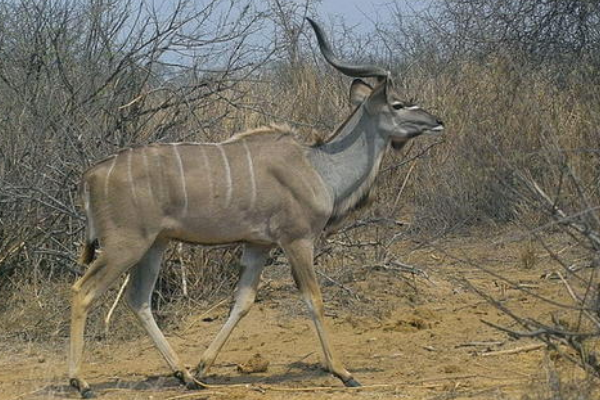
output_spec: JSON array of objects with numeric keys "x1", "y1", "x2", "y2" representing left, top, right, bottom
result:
[
  {"x1": 127, "y1": 149, "x2": 139, "y2": 205},
  {"x1": 198, "y1": 145, "x2": 213, "y2": 206},
  {"x1": 172, "y1": 144, "x2": 189, "y2": 216},
  {"x1": 141, "y1": 148, "x2": 153, "y2": 198},
  {"x1": 242, "y1": 140, "x2": 257, "y2": 209},
  {"x1": 104, "y1": 156, "x2": 118, "y2": 198},
  {"x1": 82, "y1": 181, "x2": 96, "y2": 242},
  {"x1": 150, "y1": 146, "x2": 164, "y2": 202},
  {"x1": 216, "y1": 144, "x2": 233, "y2": 208},
  {"x1": 298, "y1": 173, "x2": 319, "y2": 202}
]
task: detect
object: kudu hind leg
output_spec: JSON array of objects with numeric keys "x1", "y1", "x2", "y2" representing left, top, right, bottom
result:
[
  {"x1": 283, "y1": 239, "x2": 361, "y2": 387},
  {"x1": 195, "y1": 244, "x2": 270, "y2": 379},
  {"x1": 124, "y1": 241, "x2": 195, "y2": 388},
  {"x1": 69, "y1": 242, "x2": 152, "y2": 398}
]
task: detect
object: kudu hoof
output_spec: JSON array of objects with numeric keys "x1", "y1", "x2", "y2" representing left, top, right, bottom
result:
[
  {"x1": 342, "y1": 377, "x2": 362, "y2": 387},
  {"x1": 80, "y1": 388, "x2": 96, "y2": 399},
  {"x1": 185, "y1": 380, "x2": 202, "y2": 390},
  {"x1": 192, "y1": 362, "x2": 209, "y2": 381},
  {"x1": 174, "y1": 370, "x2": 204, "y2": 390},
  {"x1": 70, "y1": 378, "x2": 95, "y2": 398}
]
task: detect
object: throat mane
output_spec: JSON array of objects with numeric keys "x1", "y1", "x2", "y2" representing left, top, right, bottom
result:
[
  {"x1": 308, "y1": 105, "x2": 388, "y2": 230},
  {"x1": 325, "y1": 149, "x2": 385, "y2": 228}
]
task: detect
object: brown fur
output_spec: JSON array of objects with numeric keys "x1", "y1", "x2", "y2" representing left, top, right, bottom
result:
[
  {"x1": 325, "y1": 188, "x2": 374, "y2": 232},
  {"x1": 78, "y1": 241, "x2": 95, "y2": 265}
]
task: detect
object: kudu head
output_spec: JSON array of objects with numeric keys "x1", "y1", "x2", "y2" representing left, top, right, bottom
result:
[{"x1": 307, "y1": 18, "x2": 444, "y2": 149}]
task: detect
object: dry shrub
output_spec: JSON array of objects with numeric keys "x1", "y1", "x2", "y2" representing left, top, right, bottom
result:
[
  {"x1": 519, "y1": 240, "x2": 538, "y2": 270},
  {"x1": 521, "y1": 356, "x2": 599, "y2": 400},
  {"x1": 157, "y1": 244, "x2": 243, "y2": 305},
  {"x1": 0, "y1": 279, "x2": 72, "y2": 342},
  {"x1": 0, "y1": 0, "x2": 274, "y2": 340},
  {"x1": 200, "y1": 62, "x2": 349, "y2": 141},
  {"x1": 0, "y1": 277, "x2": 143, "y2": 343}
]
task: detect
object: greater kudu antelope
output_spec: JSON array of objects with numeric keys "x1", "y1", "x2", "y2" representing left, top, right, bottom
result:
[{"x1": 68, "y1": 18, "x2": 444, "y2": 398}]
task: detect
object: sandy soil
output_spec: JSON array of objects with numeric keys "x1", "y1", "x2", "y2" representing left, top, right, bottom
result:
[{"x1": 0, "y1": 231, "x2": 589, "y2": 400}]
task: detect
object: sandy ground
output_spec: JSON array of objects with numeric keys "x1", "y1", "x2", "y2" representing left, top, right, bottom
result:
[{"x1": 0, "y1": 231, "x2": 591, "y2": 400}]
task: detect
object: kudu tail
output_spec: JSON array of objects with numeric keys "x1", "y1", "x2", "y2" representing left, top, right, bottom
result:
[
  {"x1": 78, "y1": 240, "x2": 96, "y2": 265},
  {"x1": 78, "y1": 180, "x2": 97, "y2": 265}
]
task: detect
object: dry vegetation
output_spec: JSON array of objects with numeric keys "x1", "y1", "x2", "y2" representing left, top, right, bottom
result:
[{"x1": 0, "y1": 0, "x2": 599, "y2": 399}]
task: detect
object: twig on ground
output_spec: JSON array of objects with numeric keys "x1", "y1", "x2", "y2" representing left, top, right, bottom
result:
[
  {"x1": 181, "y1": 298, "x2": 230, "y2": 334},
  {"x1": 455, "y1": 341, "x2": 505, "y2": 348},
  {"x1": 7, "y1": 387, "x2": 47, "y2": 400},
  {"x1": 164, "y1": 390, "x2": 228, "y2": 399},
  {"x1": 253, "y1": 383, "x2": 392, "y2": 392},
  {"x1": 316, "y1": 269, "x2": 360, "y2": 300},
  {"x1": 170, "y1": 377, "x2": 393, "y2": 397},
  {"x1": 480, "y1": 343, "x2": 545, "y2": 357},
  {"x1": 280, "y1": 352, "x2": 316, "y2": 377},
  {"x1": 367, "y1": 259, "x2": 431, "y2": 282},
  {"x1": 481, "y1": 318, "x2": 597, "y2": 340}
]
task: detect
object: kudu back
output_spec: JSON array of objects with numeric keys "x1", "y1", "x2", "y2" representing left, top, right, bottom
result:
[{"x1": 68, "y1": 18, "x2": 444, "y2": 398}]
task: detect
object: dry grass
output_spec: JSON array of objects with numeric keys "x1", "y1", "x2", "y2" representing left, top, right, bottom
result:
[
  {"x1": 395, "y1": 57, "x2": 599, "y2": 233},
  {"x1": 521, "y1": 356, "x2": 599, "y2": 400}
]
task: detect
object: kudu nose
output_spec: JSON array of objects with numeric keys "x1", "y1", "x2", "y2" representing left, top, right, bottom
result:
[{"x1": 437, "y1": 119, "x2": 444, "y2": 126}]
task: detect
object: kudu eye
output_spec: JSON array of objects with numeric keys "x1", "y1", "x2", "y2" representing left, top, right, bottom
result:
[{"x1": 391, "y1": 102, "x2": 404, "y2": 110}]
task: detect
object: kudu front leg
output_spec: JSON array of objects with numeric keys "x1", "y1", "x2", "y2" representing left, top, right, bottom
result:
[
  {"x1": 282, "y1": 239, "x2": 361, "y2": 387},
  {"x1": 195, "y1": 244, "x2": 270, "y2": 380}
]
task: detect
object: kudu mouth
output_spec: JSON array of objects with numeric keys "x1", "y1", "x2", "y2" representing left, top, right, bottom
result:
[
  {"x1": 403, "y1": 122, "x2": 445, "y2": 139},
  {"x1": 391, "y1": 124, "x2": 444, "y2": 150},
  {"x1": 427, "y1": 125, "x2": 445, "y2": 135}
]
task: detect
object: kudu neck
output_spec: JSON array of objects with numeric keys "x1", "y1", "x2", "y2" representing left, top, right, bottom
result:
[{"x1": 309, "y1": 104, "x2": 388, "y2": 219}]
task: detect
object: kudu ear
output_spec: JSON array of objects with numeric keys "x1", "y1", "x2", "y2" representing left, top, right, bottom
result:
[
  {"x1": 349, "y1": 79, "x2": 373, "y2": 107},
  {"x1": 361, "y1": 79, "x2": 390, "y2": 113}
]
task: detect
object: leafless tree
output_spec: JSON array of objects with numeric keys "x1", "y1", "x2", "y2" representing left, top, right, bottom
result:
[{"x1": 0, "y1": 0, "x2": 273, "y2": 285}]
